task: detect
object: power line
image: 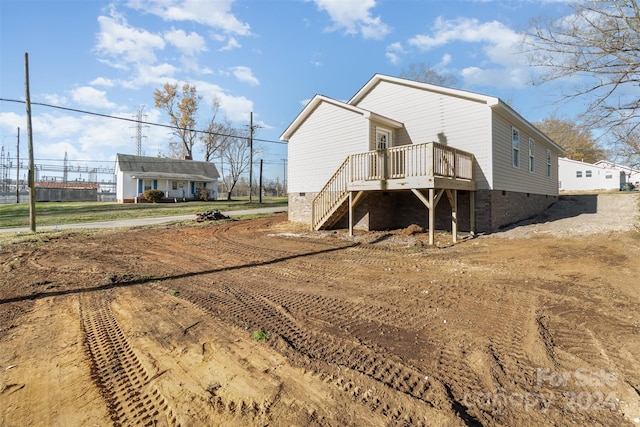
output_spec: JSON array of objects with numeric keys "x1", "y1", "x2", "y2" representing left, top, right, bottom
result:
[{"x1": 0, "y1": 97, "x2": 287, "y2": 145}]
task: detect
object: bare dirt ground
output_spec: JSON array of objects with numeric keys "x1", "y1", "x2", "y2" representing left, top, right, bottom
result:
[{"x1": 1, "y1": 193, "x2": 639, "y2": 427}]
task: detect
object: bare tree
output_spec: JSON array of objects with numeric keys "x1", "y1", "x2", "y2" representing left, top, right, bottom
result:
[
  {"x1": 154, "y1": 83, "x2": 202, "y2": 159},
  {"x1": 221, "y1": 135, "x2": 251, "y2": 200},
  {"x1": 525, "y1": 0, "x2": 640, "y2": 154},
  {"x1": 611, "y1": 124, "x2": 640, "y2": 168},
  {"x1": 201, "y1": 97, "x2": 236, "y2": 162},
  {"x1": 535, "y1": 116, "x2": 606, "y2": 163},
  {"x1": 400, "y1": 63, "x2": 458, "y2": 87}
]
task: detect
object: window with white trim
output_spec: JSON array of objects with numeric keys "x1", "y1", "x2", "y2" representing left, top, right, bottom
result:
[
  {"x1": 512, "y1": 127, "x2": 520, "y2": 168},
  {"x1": 546, "y1": 149, "x2": 552, "y2": 177},
  {"x1": 576, "y1": 171, "x2": 583, "y2": 178},
  {"x1": 586, "y1": 170, "x2": 592, "y2": 178},
  {"x1": 528, "y1": 138, "x2": 535, "y2": 173}
]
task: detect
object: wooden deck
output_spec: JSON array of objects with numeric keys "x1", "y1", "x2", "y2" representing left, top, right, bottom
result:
[{"x1": 311, "y1": 142, "x2": 475, "y2": 244}]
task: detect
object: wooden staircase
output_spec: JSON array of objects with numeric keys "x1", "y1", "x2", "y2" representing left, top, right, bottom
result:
[{"x1": 311, "y1": 158, "x2": 350, "y2": 230}]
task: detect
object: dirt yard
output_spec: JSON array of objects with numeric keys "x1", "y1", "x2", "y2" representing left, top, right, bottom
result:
[{"x1": 1, "y1": 193, "x2": 639, "y2": 427}]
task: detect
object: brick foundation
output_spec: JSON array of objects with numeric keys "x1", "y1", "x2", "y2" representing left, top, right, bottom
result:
[{"x1": 288, "y1": 189, "x2": 558, "y2": 233}]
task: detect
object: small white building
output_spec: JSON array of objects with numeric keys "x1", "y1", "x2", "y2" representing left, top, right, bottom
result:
[
  {"x1": 594, "y1": 160, "x2": 640, "y2": 188},
  {"x1": 115, "y1": 154, "x2": 219, "y2": 203},
  {"x1": 558, "y1": 157, "x2": 622, "y2": 192}
]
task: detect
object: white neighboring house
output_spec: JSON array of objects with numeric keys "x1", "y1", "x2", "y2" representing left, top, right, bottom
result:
[
  {"x1": 115, "y1": 154, "x2": 219, "y2": 203},
  {"x1": 558, "y1": 157, "x2": 622, "y2": 192},
  {"x1": 594, "y1": 160, "x2": 640, "y2": 188}
]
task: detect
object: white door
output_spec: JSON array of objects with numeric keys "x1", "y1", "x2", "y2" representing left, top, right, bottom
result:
[{"x1": 376, "y1": 128, "x2": 391, "y2": 150}]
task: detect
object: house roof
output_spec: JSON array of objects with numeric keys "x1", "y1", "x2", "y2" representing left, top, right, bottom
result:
[
  {"x1": 594, "y1": 160, "x2": 640, "y2": 173},
  {"x1": 115, "y1": 154, "x2": 220, "y2": 180},
  {"x1": 280, "y1": 95, "x2": 403, "y2": 141},
  {"x1": 352, "y1": 74, "x2": 565, "y2": 154},
  {"x1": 280, "y1": 73, "x2": 564, "y2": 154}
]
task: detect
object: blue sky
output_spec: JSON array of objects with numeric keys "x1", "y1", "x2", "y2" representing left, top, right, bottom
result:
[{"x1": 0, "y1": 0, "x2": 576, "y2": 185}]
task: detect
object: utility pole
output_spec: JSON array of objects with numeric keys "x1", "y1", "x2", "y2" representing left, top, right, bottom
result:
[
  {"x1": 281, "y1": 158, "x2": 287, "y2": 195},
  {"x1": 25, "y1": 53, "x2": 36, "y2": 232},
  {"x1": 249, "y1": 111, "x2": 253, "y2": 203},
  {"x1": 16, "y1": 127, "x2": 20, "y2": 203},
  {"x1": 259, "y1": 159, "x2": 263, "y2": 204}
]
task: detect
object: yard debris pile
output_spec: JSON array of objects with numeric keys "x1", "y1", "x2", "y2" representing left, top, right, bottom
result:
[{"x1": 194, "y1": 210, "x2": 230, "y2": 222}]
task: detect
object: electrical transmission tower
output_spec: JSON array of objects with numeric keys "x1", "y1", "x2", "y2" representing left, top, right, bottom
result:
[
  {"x1": 63, "y1": 151, "x2": 68, "y2": 183},
  {"x1": 132, "y1": 106, "x2": 149, "y2": 156}
]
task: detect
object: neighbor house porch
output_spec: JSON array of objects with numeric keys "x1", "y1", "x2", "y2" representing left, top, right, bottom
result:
[{"x1": 311, "y1": 142, "x2": 475, "y2": 245}]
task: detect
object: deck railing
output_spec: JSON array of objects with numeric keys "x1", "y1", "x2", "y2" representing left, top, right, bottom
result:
[{"x1": 311, "y1": 142, "x2": 473, "y2": 229}]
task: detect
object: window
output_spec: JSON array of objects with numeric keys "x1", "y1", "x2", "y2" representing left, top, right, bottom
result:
[
  {"x1": 528, "y1": 138, "x2": 535, "y2": 173},
  {"x1": 586, "y1": 170, "x2": 592, "y2": 178},
  {"x1": 546, "y1": 149, "x2": 552, "y2": 177},
  {"x1": 606, "y1": 174, "x2": 612, "y2": 179},
  {"x1": 576, "y1": 171, "x2": 583, "y2": 178},
  {"x1": 512, "y1": 128, "x2": 520, "y2": 168},
  {"x1": 172, "y1": 181, "x2": 178, "y2": 190},
  {"x1": 143, "y1": 180, "x2": 152, "y2": 191}
]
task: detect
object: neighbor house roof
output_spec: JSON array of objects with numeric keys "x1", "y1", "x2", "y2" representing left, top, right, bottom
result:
[
  {"x1": 594, "y1": 160, "x2": 640, "y2": 173},
  {"x1": 115, "y1": 154, "x2": 219, "y2": 180}
]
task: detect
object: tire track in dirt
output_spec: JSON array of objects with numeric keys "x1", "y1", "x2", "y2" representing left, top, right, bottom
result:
[
  {"x1": 79, "y1": 292, "x2": 179, "y2": 427},
  {"x1": 153, "y1": 279, "x2": 447, "y2": 425}
]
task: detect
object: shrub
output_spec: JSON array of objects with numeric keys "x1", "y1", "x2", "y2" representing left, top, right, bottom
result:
[
  {"x1": 195, "y1": 187, "x2": 209, "y2": 201},
  {"x1": 143, "y1": 189, "x2": 164, "y2": 203}
]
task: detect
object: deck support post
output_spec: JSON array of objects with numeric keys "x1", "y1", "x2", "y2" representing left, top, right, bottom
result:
[
  {"x1": 411, "y1": 188, "x2": 444, "y2": 246},
  {"x1": 445, "y1": 189, "x2": 457, "y2": 243},
  {"x1": 428, "y1": 189, "x2": 435, "y2": 246},
  {"x1": 348, "y1": 191, "x2": 354, "y2": 236},
  {"x1": 470, "y1": 191, "x2": 475, "y2": 236}
]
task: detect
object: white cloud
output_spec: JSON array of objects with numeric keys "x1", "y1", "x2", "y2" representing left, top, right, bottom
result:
[
  {"x1": 408, "y1": 17, "x2": 529, "y2": 87},
  {"x1": 313, "y1": 0, "x2": 390, "y2": 40},
  {"x1": 230, "y1": 66, "x2": 259, "y2": 86},
  {"x1": 190, "y1": 80, "x2": 253, "y2": 123},
  {"x1": 385, "y1": 42, "x2": 405, "y2": 65},
  {"x1": 70, "y1": 86, "x2": 116, "y2": 109},
  {"x1": 127, "y1": 0, "x2": 251, "y2": 35},
  {"x1": 95, "y1": 8, "x2": 165, "y2": 68},
  {"x1": 219, "y1": 37, "x2": 241, "y2": 52},
  {"x1": 164, "y1": 28, "x2": 207, "y2": 56},
  {"x1": 90, "y1": 77, "x2": 115, "y2": 87}
]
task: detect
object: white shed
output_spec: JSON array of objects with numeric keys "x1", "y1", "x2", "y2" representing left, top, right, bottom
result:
[{"x1": 115, "y1": 154, "x2": 219, "y2": 203}]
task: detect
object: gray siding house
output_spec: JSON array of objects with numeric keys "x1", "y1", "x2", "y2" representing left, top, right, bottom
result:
[
  {"x1": 115, "y1": 154, "x2": 219, "y2": 203},
  {"x1": 280, "y1": 74, "x2": 564, "y2": 243}
]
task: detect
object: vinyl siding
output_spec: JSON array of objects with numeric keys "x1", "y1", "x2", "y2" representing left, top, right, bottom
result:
[
  {"x1": 353, "y1": 80, "x2": 492, "y2": 189},
  {"x1": 288, "y1": 101, "x2": 370, "y2": 192},
  {"x1": 491, "y1": 109, "x2": 559, "y2": 196},
  {"x1": 558, "y1": 158, "x2": 621, "y2": 191}
]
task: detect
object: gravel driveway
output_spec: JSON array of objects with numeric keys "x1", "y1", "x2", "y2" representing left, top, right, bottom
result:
[{"x1": 490, "y1": 192, "x2": 640, "y2": 238}]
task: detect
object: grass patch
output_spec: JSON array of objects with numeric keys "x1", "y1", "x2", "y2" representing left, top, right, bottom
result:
[
  {"x1": 251, "y1": 330, "x2": 271, "y2": 341},
  {"x1": 0, "y1": 197, "x2": 287, "y2": 228}
]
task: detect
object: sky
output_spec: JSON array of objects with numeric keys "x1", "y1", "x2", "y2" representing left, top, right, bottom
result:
[{"x1": 0, "y1": 0, "x2": 579, "y2": 187}]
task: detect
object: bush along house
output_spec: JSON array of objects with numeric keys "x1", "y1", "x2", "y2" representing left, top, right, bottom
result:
[
  {"x1": 280, "y1": 74, "x2": 565, "y2": 244},
  {"x1": 115, "y1": 154, "x2": 219, "y2": 203}
]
